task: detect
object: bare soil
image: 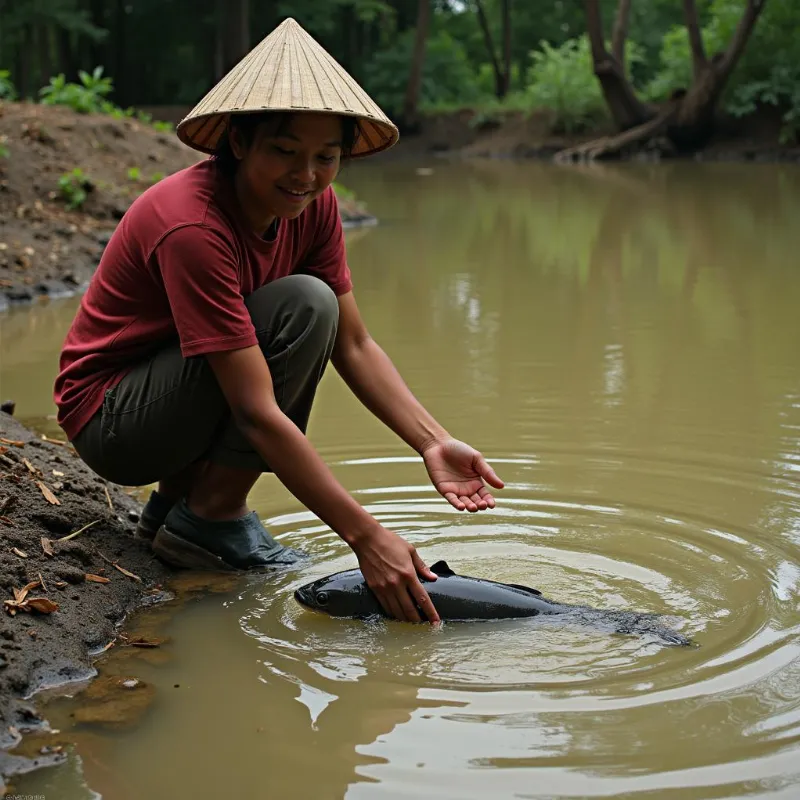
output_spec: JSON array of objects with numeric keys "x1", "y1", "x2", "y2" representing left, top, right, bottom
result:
[{"x1": 0, "y1": 409, "x2": 173, "y2": 791}]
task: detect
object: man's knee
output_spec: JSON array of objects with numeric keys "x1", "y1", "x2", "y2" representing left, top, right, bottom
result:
[
  {"x1": 290, "y1": 274, "x2": 339, "y2": 326},
  {"x1": 246, "y1": 274, "x2": 339, "y2": 344}
]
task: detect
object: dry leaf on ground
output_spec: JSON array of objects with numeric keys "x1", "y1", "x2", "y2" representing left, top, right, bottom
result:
[
  {"x1": 41, "y1": 536, "x2": 55, "y2": 556},
  {"x1": 0, "y1": 438, "x2": 24, "y2": 447},
  {"x1": 40, "y1": 434, "x2": 70, "y2": 447},
  {"x1": 85, "y1": 573, "x2": 111, "y2": 584},
  {"x1": 98, "y1": 550, "x2": 142, "y2": 582},
  {"x1": 112, "y1": 563, "x2": 142, "y2": 582},
  {"x1": 58, "y1": 519, "x2": 98, "y2": 541},
  {"x1": 11, "y1": 547, "x2": 27, "y2": 558},
  {"x1": 23, "y1": 458, "x2": 42, "y2": 477},
  {"x1": 25, "y1": 597, "x2": 59, "y2": 614},
  {"x1": 36, "y1": 480, "x2": 60, "y2": 505},
  {"x1": 4, "y1": 581, "x2": 58, "y2": 615}
]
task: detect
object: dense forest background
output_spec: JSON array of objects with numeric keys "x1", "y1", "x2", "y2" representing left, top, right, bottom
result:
[{"x1": 0, "y1": 1, "x2": 798, "y2": 146}]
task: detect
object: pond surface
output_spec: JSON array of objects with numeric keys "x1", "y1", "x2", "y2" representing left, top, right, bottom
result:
[{"x1": 3, "y1": 159, "x2": 800, "y2": 799}]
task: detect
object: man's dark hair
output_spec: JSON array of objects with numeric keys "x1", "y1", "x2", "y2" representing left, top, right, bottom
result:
[{"x1": 213, "y1": 112, "x2": 360, "y2": 175}]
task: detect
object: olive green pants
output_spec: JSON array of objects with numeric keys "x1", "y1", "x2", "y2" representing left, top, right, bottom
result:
[{"x1": 72, "y1": 275, "x2": 339, "y2": 486}]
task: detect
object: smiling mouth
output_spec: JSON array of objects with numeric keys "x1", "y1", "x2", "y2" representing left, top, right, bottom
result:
[{"x1": 279, "y1": 187, "x2": 312, "y2": 200}]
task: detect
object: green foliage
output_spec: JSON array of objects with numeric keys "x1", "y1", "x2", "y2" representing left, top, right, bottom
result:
[
  {"x1": 524, "y1": 37, "x2": 610, "y2": 134},
  {"x1": 362, "y1": 29, "x2": 482, "y2": 117},
  {"x1": 645, "y1": 0, "x2": 800, "y2": 143},
  {"x1": 0, "y1": 71, "x2": 17, "y2": 101},
  {"x1": 0, "y1": 135, "x2": 9, "y2": 160},
  {"x1": 39, "y1": 67, "x2": 113, "y2": 113},
  {"x1": 127, "y1": 167, "x2": 141, "y2": 181},
  {"x1": 58, "y1": 168, "x2": 92, "y2": 209},
  {"x1": 1, "y1": 0, "x2": 797, "y2": 147},
  {"x1": 150, "y1": 171, "x2": 166, "y2": 184}
]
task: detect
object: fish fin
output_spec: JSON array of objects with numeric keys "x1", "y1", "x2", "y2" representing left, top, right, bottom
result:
[
  {"x1": 430, "y1": 560, "x2": 456, "y2": 577},
  {"x1": 506, "y1": 583, "x2": 542, "y2": 596}
]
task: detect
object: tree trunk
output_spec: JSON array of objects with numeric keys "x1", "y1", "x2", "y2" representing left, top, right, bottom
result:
[
  {"x1": 222, "y1": 0, "x2": 250, "y2": 73},
  {"x1": 670, "y1": 0, "x2": 767, "y2": 149},
  {"x1": 402, "y1": 0, "x2": 430, "y2": 130},
  {"x1": 611, "y1": 0, "x2": 632, "y2": 64},
  {"x1": 17, "y1": 23, "x2": 33, "y2": 98},
  {"x1": 682, "y1": 0, "x2": 707, "y2": 79},
  {"x1": 57, "y1": 28, "x2": 77, "y2": 82},
  {"x1": 113, "y1": 0, "x2": 128, "y2": 106},
  {"x1": 35, "y1": 24, "x2": 54, "y2": 88},
  {"x1": 585, "y1": 0, "x2": 653, "y2": 130},
  {"x1": 559, "y1": 0, "x2": 769, "y2": 160},
  {"x1": 501, "y1": 0, "x2": 511, "y2": 98},
  {"x1": 214, "y1": 0, "x2": 225, "y2": 80},
  {"x1": 89, "y1": 0, "x2": 106, "y2": 70},
  {"x1": 475, "y1": 0, "x2": 505, "y2": 99}
]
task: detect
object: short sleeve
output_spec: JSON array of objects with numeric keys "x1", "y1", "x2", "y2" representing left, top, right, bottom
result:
[
  {"x1": 155, "y1": 225, "x2": 258, "y2": 357},
  {"x1": 298, "y1": 187, "x2": 353, "y2": 295}
]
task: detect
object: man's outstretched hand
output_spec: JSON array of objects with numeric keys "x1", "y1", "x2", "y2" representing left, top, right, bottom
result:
[{"x1": 421, "y1": 438, "x2": 504, "y2": 512}]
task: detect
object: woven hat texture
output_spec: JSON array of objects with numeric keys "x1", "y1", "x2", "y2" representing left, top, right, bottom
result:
[{"x1": 177, "y1": 17, "x2": 398, "y2": 158}]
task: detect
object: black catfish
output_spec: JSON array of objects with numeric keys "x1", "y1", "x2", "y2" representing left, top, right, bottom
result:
[{"x1": 294, "y1": 559, "x2": 692, "y2": 646}]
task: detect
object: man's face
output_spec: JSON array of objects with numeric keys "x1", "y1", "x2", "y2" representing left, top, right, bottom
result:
[{"x1": 232, "y1": 112, "x2": 343, "y2": 219}]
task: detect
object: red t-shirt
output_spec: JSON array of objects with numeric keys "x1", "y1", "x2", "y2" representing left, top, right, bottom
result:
[{"x1": 54, "y1": 159, "x2": 352, "y2": 440}]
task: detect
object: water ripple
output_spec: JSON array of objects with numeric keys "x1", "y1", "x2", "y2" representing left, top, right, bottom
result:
[{"x1": 237, "y1": 448, "x2": 800, "y2": 796}]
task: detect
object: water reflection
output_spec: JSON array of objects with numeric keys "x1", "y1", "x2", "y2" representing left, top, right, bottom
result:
[{"x1": 5, "y1": 159, "x2": 800, "y2": 799}]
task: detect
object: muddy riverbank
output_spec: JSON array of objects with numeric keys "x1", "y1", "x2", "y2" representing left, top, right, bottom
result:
[{"x1": 0, "y1": 409, "x2": 174, "y2": 791}]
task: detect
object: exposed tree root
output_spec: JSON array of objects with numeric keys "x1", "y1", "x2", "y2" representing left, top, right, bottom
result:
[{"x1": 554, "y1": 106, "x2": 678, "y2": 163}]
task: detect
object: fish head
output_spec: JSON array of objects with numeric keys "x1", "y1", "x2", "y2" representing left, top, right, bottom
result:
[{"x1": 294, "y1": 569, "x2": 378, "y2": 618}]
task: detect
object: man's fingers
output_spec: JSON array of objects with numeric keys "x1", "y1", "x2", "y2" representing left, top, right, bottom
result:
[
  {"x1": 470, "y1": 491, "x2": 487, "y2": 510},
  {"x1": 411, "y1": 549, "x2": 438, "y2": 582},
  {"x1": 445, "y1": 491, "x2": 466, "y2": 510},
  {"x1": 478, "y1": 487, "x2": 496, "y2": 508},
  {"x1": 412, "y1": 581, "x2": 440, "y2": 624},
  {"x1": 477, "y1": 456, "x2": 505, "y2": 489},
  {"x1": 461, "y1": 495, "x2": 478, "y2": 512},
  {"x1": 380, "y1": 592, "x2": 404, "y2": 622},
  {"x1": 396, "y1": 586, "x2": 422, "y2": 623}
]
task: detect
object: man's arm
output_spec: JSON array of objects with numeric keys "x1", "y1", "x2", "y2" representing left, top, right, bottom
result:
[
  {"x1": 331, "y1": 291, "x2": 504, "y2": 512},
  {"x1": 206, "y1": 345, "x2": 440, "y2": 624},
  {"x1": 331, "y1": 291, "x2": 449, "y2": 454}
]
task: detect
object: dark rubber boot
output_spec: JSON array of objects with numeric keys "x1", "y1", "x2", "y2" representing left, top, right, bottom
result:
[
  {"x1": 152, "y1": 499, "x2": 306, "y2": 571},
  {"x1": 134, "y1": 490, "x2": 174, "y2": 542}
]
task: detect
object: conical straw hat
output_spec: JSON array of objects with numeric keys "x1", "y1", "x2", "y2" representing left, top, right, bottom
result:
[{"x1": 176, "y1": 18, "x2": 399, "y2": 159}]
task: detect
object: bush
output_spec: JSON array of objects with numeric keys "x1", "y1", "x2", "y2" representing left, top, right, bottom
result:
[
  {"x1": 0, "y1": 70, "x2": 16, "y2": 101},
  {"x1": 39, "y1": 66, "x2": 113, "y2": 113},
  {"x1": 524, "y1": 37, "x2": 611, "y2": 133},
  {"x1": 362, "y1": 29, "x2": 483, "y2": 117},
  {"x1": 58, "y1": 168, "x2": 93, "y2": 209}
]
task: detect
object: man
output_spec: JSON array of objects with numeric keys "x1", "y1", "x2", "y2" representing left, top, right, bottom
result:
[{"x1": 54, "y1": 19, "x2": 503, "y2": 624}]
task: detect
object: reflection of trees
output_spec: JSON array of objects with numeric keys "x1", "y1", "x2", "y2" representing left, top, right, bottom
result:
[{"x1": 342, "y1": 159, "x2": 800, "y2": 546}]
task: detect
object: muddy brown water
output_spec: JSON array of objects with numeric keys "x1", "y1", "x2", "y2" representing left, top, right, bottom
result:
[{"x1": 2, "y1": 159, "x2": 800, "y2": 799}]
